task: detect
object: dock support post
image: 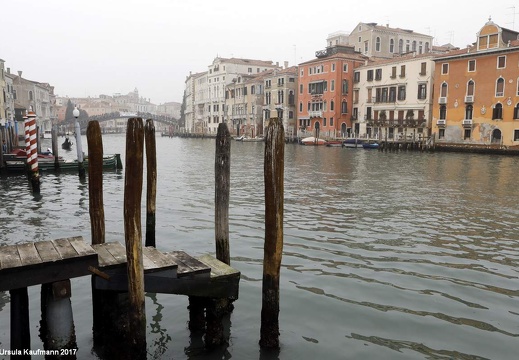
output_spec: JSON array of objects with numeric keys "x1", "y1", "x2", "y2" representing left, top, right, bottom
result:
[
  {"x1": 124, "y1": 117, "x2": 146, "y2": 358},
  {"x1": 25, "y1": 111, "x2": 40, "y2": 193},
  {"x1": 40, "y1": 280, "x2": 77, "y2": 357},
  {"x1": 260, "y1": 117, "x2": 285, "y2": 348},
  {"x1": 144, "y1": 119, "x2": 157, "y2": 248},
  {"x1": 188, "y1": 296, "x2": 206, "y2": 332},
  {"x1": 52, "y1": 125, "x2": 60, "y2": 170},
  {"x1": 10, "y1": 287, "x2": 31, "y2": 359}
]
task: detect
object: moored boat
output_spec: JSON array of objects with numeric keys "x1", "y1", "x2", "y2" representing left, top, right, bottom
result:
[
  {"x1": 300, "y1": 136, "x2": 326, "y2": 146},
  {"x1": 4, "y1": 153, "x2": 122, "y2": 172},
  {"x1": 362, "y1": 142, "x2": 380, "y2": 149},
  {"x1": 326, "y1": 140, "x2": 343, "y2": 147},
  {"x1": 342, "y1": 138, "x2": 366, "y2": 148}
]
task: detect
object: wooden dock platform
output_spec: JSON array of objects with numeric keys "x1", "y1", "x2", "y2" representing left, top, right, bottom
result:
[{"x1": 0, "y1": 236, "x2": 240, "y2": 299}]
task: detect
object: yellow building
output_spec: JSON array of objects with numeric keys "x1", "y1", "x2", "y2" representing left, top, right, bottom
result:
[{"x1": 432, "y1": 19, "x2": 519, "y2": 147}]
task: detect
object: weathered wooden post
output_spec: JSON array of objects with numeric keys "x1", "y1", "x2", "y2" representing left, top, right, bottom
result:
[
  {"x1": 87, "y1": 120, "x2": 105, "y2": 246},
  {"x1": 10, "y1": 287, "x2": 31, "y2": 359},
  {"x1": 204, "y1": 123, "x2": 232, "y2": 347},
  {"x1": 73, "y1": 107, "x2": 86, "y2": 179},
  {"x1": 259, "y1": 117, "x2": 284, "y2": 348},
  {"x1": 124, "y1": 117, "x2": 146, "y2": 358},
  {"x1": 144, "y1": 119, "x2": 157, "y2": 248},
  {"x1": 52, "y1": 124, "x2": 60, "y2": 170}
]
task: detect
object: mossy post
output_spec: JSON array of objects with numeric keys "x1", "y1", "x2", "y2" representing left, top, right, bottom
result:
[
  {"x1": 259, "y1": 117, "x2": 284, "y2": 348},
  {"x1": 144, "y1": 119, "x2": 157, "y2": 248},
  {"x1": 124, "y1": 117, "x2": 146, "y2": 358}
]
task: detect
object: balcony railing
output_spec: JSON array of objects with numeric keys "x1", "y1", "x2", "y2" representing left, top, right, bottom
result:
[
  {"x1": 436, "y1": 119, "x2": 446, "y2": 126},
  {"x1": 462, "y1": 119, "x2": 473, "y2": 126},
  {"x1": 309, "y1": 110, "x2": 323, "y2": 118},
  {"x1": 464, "y1": 95, "x2": 474, "y2": 103},
  {"x1": 438, "y1": 97, "x2": 447, "y2": 104}
]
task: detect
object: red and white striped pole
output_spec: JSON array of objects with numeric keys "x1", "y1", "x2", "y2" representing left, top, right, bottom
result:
[{"x1": 25, "y1": 110, "x2": 40, "y2": 192}]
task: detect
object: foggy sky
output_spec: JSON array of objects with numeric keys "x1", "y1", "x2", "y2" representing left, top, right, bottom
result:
[{"x1": 2, "y1": 0, "x2": 516, "y2": 104}]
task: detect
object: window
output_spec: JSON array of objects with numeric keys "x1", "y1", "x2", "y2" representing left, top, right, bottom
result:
[
  {"x1": 330, "y1": 117, "x2": 334, "y2": 126},
  {"x1": 341, "y1": 101, "x2": 348, "y2": 114},
  {"x1": 400, "y1": 65, "x2": 406, "y2": 78},
  {"x1": 389, "y1": 87, "x2": 396, "y2": 102},
  {"x1": 376, "y1": 37, "x2": 381, "y2": 51},
  {"x1": 441, "y1": 83, "x2": 448, "y2": 97},
  {"x1": 465, "y1": 105, "x2": 473, "y2": 120},
  {"x1": 364, "y1": 41, "x2": 369, "y2": 53},
  {"x1": 412, "y1": 41, "x2": 417, "y2": 52},
  {"x1": 442, "y1": 63, "x2": 449, "y2": 75},
  {"x1": 515, "y1": 104, "x2": 519, "y2": 119},
  {"x1": 390, "y1": 39, "x2": 395, "y2": 53},
  {"x1": 342, "y1": 80, "x2": 349, "y2": 94},
  {"x1": 493, "y1": 103, "x2": 503, "y2": 120},
  {"x1": 323, "y1": 118, "x2": 327, "y2": 127},
  {"x1": 300, "y1": 69, "x2": 304, "y2": 77},
  {"x1": 299, "y1": 102, "x2": 303, "y2": 112},
  {"x1": 300, "y1": 84, "x2": 303, "y2": 94},
  {"x1": 343, "y1": 63, "x2": 348, "y2": 72},
  {"x1": 397, "y1": 85, "x2": 406, "y2": 101},
  {"x1": 467, "y1": 80, "x2": 475, "y2": 96},
  {"x1": 289, "y1": 111, "x2": 294, "y2": 119},
  {"x1": 468, "y1": 60, "x2": 476, "y2": 72},
  {"x1": 514, "y1": 129, "x2": 519, "y2": 141},
  {"x1": 497, "y1": 56, "x2": 506, "y2": 68},
  {"x1": 420, "y1": 62, "x2": 426, "y2": 75},
  {"x1": 331, "y1": 100, "x2": 334, "y2": 111},
  {"x1": 439, "y1": 128, "x2": 445, "y2": 139},
  {"x1": 309, "y1": 81, "x2": 327, "y2": 95},
  {"x1": 464, "y1": 129, "x2": 471, "y2": 140},
  {"x1": 331, "y1": 80, "x2": 335, "y2": 92},
  {"x1": 398, "y1": 39, "x2": 403, "y2": 53},
  {"x1": 29, "y1": 91, "x2": 33, "y2": 101},
  {"x1": 375, "y1": 69, "x2": 382, "y2": 80},
  {"x1": 496, "y1": 78, "x2": 504, "y2": 97},
  {"x1": 332, "y1": 63, "x2": 336, "y2": 72},
  {"x1": 288, "y1": 91, "x2": 295, "y2": 105},
  {"x1": 418, "y1": 84, "x2": 427, "y2": 100},
  {"x1": 391, "y1": 66, "x2": 396, "y2": 79},
  {"x1": 367, "y1": 70, "x2": 373, "y2": 81},
  {"x1": 354, "y1": 71, "x2": 360, "y2": 83},
  {"x1": 439, "y1": 105, "x2": 446, "y2": 120}
]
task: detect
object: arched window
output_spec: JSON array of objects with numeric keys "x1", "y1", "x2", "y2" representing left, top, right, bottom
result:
[
  {"x1": 514, "y1": 103, "x2": 519, "y2": 119},
  {"x1": 467, "y1": 80, "x2": 475, "y2": 96},
  {"x1": 496, "y1": 78, "x2": 504, "y2": 97},
  {"x1": 389, "y1": 39, "x2": 394, "y2": 53},
  {"x1": 330, "y1": 100, "x2": 334, "y2": 111},
  {"x1": 425, "y1": 42, "x2": 430, "y2": 52},
  {"x1": 398, "y1": 39, "x2": 404, "y2": 54},
  {"x1": 341, "y1": 101, "x2": 348, "y2": 114},
  {"x1": 412, "y1": 41, "x2": 417, "y2": 52},
  {"x1": 441, "y1": 83, "x2": 448, "y2": 97},
  {"x1": 465, "y1": 105, "x2": 473, "y2": 120},
  {"x1": 439, "y1": 105, "x2": 446, "y2": 120},
  {"x1": 28, "y1": 91, "x2": 33, "y2": 101},
  {"x1": 492, "y1": 103, "x2": 503, "y2": 120},
  {"x1": 376, "y1": 37, "x2": 381, "y2": 52}
]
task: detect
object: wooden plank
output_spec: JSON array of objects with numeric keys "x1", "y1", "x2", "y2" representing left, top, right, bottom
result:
[
  {"x1": 103, "y1": 242, "x2": 127, "y2": 264},
  {"x1": 69, "y1": 236, "x2": 96, "y2": 256},
  {"x1": 168, "y1": 251, "x2": 210, "y2": 278},
  {"x1": 17, "y1": 243, "x2": 42, "y2": 267},
  {"x1": 52, "y1": 238, "x2": 79, "y2": 259},
  {"x1": 34, "y1": 241, "x2": 61, "y2": 262},
  {"x1": 92, "y1": 243, "x2": 120, "y2": 268},
  {"x1": 196, "y1": 254, "x2": 240, "y2": 279},
  {"x1": 143, "y1": 247, "x2": 178, "y2": 269},
  {"x1": 162, "y1": 252, "x2": 191, "y2": 277},
  {"x1": 141, "y1": 248, "x2": 157, "y2": 270},
  {"x1": 0, "y1": 245, "x2": 22, "y2": 270}
]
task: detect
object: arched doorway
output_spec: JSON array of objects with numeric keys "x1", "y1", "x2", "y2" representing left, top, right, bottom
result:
[
  {"x1": 492, "y1": 129, "x2": 502, "y2": 144},
  {"x1": 341, "y1": 123, "x2": 347, "y2": 138},
  {"x1": 315, "y1": 121, "x2": 320, "y2": 139}
]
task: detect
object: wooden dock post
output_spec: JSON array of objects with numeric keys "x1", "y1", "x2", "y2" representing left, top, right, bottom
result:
[
  {"x1": 40, "y1": 280, "x2": 77, "y2": 357},
  {"x1": 87, "y1": 121, "x2": 105, "y2": 245},
  {"x1": 144, "y1": 119, "x2": 157, "y2": 248},
  {"x1": 10, "y1": 287, "x2": 31, "y2": 359},
  {"x1": 25, "y1": 111, "x2": 40, "y2": 193},
  {"x1": 124, "y1": 117, "x2": 147, "y2": 358},
  {"x1": 260, "y1": 117, "x2": 285, "y2": 348},
  {"x1": 52, "y1": 125, "x2": 60, "y2": 170},
  {"x1": 214, "y1": 122, "x2": 231, "y2": 265}
]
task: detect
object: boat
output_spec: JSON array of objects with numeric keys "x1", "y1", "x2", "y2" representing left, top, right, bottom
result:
[
  {"x1": 4, "y1": 152, "x2": 122, "y2": 172},
  {"x1": 300, "y1": 137, "x2": 327, "y2": 146},
  {"x1": 362, "y1": 142, "x2": 380, "y2": 150},
  {"x1": 62, "y1": 138, "x2": 73, "y2": 150},
  {"x1": 235, "y1": 135, "x2": 244, "y2": 141},
  {"x1": 342, "y1": 138, "x2": 366, "y2": 148},
  {"x1": 326, "y1": 140, "x2": 343, "y2": 147},
  {"x1": 241, "y1": 136, "x2": 264, "y2": 142}
]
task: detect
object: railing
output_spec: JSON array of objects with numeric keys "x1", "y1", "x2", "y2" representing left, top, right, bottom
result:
[
  {"x1": 309, "y1": 110, "x2": 323, "y2": 118},
  {"x1": 465, "y1": 95, "x2": 474, "y2": 103},
  {"x1": 438, "y1": 97, "x2": 447, "y2": 104}
]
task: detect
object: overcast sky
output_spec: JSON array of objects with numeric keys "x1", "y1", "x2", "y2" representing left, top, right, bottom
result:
[{"x1": 2, "y1": 0, "x2": 516, "y2": 104}]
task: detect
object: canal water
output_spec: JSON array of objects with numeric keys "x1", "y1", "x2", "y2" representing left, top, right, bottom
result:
[{"x1": 0, "y1": 134, "x2": 518, "y2": 359}]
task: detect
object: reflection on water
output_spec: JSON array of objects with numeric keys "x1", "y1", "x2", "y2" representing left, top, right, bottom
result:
[{"x1": 0, "y1": 136, "x2": 518, "y2": 359}]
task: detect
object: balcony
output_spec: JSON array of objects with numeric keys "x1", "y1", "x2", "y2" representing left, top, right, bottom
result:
[
  {"x1": 436, "y1": 119, "x2": 446, "y2": 126},
  {"x1": 438, "y1": 97, "x2": 447, "y2": 104},
  {"x1": 462, "y1": 119, "x2": 473, "y2": 127},
  {"x1": 464, "y1": 95, "x2": 474, "y2": 103},
  {"x1": 309, "y1": 110, "x2": 323, "y2": 118}
]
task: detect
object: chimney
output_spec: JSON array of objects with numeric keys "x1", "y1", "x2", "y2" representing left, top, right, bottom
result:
[
  {"x1": 6, "y1": 67, "x2": 10, "y2": 74},
  {"x1": 284, "y1": 61, "x2": 289, "y2": 69},
  {"x1": 18, "y1": 70, "x2": 22, "y2": 77}
]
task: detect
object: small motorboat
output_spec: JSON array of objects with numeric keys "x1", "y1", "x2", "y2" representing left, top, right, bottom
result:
[
  {"x1": 300, "y1": 137, "x2": 326, "y2": 146},
  {"x1": 342, "y1": 138, "x2": 366, "y2": 148},
  {"x1": 326, "y1": 140, "x2": 343, "y2": 147},
  {"x1": 362, "y1": 142, "x2": 380, "y2": 149}
]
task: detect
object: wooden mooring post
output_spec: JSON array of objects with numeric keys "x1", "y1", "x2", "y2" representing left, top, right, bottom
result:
[
  {"x1": 52, "y1": 124, "x2": 60, "y2": 170},
  {"x1": 124, "y1": 117, "x2": 147, "y2": 358},
  {"x1": 260, "y1": 117, "x2": 285, "y2": 348},
  {"x1": 144, "y1": 119, "x2": 157, "y2": 248},
  {"x1": 25, "y1": 111, "x2": 40, "y2": 193},
  {"x1": 10, "y1": 287, "x2": 31, "y2": 359}
]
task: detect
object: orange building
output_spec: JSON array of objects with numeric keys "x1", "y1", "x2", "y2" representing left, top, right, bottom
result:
[
  {"x1": 432, "y1": 19, "x2": 519, "y2": 147},
  {"x1": 298, "y1": 44, "x2": 367, "y2": 139}
]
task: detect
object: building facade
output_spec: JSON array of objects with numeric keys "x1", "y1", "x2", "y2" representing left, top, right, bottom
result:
[
  {"x1": 353, "y1": 52, "x2": 436, "y2": 140},
  {"x1": 431, "y1": 20, "x2": 519, "y2": 147}
]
